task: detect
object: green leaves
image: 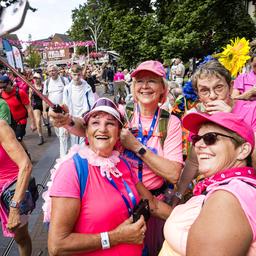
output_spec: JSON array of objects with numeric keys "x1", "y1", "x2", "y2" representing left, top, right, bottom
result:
[{"x1": 69, "y1": 0, "x2": 256, "y2": 67}]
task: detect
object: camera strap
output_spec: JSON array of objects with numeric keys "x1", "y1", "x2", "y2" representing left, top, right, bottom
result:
[
  {"x1": 106, "y1": 177, "x2": 137, "y2": 216},
  {"x1": 137, "y1": 106, "x2": 159, "y2": 181}
]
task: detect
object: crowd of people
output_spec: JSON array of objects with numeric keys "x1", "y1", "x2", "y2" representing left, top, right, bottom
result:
[{"x1": 0, "y1": 56, "x2": 255, "y2": 256}]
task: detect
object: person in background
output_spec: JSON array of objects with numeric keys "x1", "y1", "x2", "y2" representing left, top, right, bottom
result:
[
  {"x1": 232, "y1": 54, "x2": 256, "y2": 100},
  {"x1": 47, "y1": 98, "x2": 171, "y2": 256},
  {"x1": 113, "y1": 67, "x2": 126, "y2": 104},
  {"x1": 43, "y1": 65, "x2": 69, "y2": 157},
  {"x1": 0, "y1": 119, "x2": 33, "y2": 256},
  {"x1": 159, "y1": 112, "x2": 256, "y2": 256},
  {"x1": 63, "y1": 64, "x2": 94, "y2": 147},
  {"x1": 172, "y1": 60, "x2": 256, "y2": 207},
  {"x1": 174, "y1": 58, "x2": 185, "y2": 88},
  {"x1": 0, "y1": 75, "x2": 36, "y2": 157},
  {"x1": 30, "y1": 73, "x2": 44, "y2": 145}
]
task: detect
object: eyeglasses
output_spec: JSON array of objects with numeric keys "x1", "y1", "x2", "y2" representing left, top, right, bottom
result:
[
  {"x1": 191, "y1": 132, "x2": 237, "y2": 146},
  {"x1": 198, "y1": 85, "x2": 227, "y2": 97},
  {"x1": 135, "y1": 79, "x2": 162, "y2": 87}
]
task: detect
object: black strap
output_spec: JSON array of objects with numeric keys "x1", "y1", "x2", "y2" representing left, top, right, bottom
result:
[{"x1": 149, "y1": 182, "x2": 168, "y2": 197}]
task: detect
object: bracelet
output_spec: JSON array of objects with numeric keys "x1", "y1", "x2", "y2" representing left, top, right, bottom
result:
[
  {"x1": 174, "y1": 192, "x2": 183, "y2": 200},
  {"x1": 100, "y1": 232, "x2": 110, "y2": 250}
]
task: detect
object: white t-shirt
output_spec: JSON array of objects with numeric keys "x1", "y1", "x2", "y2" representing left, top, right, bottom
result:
[
  {"x1": 71, "y1": 84, "x2": 86, "y2": 117},
  {"x1": 43, "y1": 76, "x2": 69, "y2": 105}
]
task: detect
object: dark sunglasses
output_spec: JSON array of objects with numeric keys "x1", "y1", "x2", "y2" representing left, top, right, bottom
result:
[{"x1": 191, "y1": 132, "x2": 237, "y2": 146}]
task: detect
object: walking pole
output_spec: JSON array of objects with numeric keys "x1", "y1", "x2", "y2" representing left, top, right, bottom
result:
[{"x1": 0, "y1": 56, "x2": 64, "y2": 113}]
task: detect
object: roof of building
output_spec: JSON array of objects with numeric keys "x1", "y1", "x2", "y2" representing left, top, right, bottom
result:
[{"x1": 53, "y1": 33, "x2": 72, "y2": 42}]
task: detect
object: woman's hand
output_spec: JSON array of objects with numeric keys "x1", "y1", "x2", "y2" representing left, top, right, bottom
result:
[
  {"x1": 205, "y1": 100, "x2": 232, "y2": 114},
  {"x1": 120, "y1": 128, "x2": 141, "y2": 152},
  {"x1": 49, "y1": 104, "x2": 70, "y2": 128},
  {"x1": 232, "y1": 88, "x2": 256, "y2": 100},
  {"x1": 7, "y1": 208, "x2": 21, "y2": 232},
  {"x1": 110, "y1": 216, "x2": 146, "y2": 245}
]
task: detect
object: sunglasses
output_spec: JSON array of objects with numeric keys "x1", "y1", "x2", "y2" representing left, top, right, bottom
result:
[{"x1": 191, "y1": 132, "x2": 237, "y2": 146}]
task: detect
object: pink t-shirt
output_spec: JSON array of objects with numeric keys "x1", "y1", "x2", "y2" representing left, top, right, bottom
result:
[
  {"x1": 234, "y1": 71, "x2": 256, "y2": 94},
  {"x1": 122, "y1": 106, "x2": 183, "y2": 190},
  {"x1": 232, "y1": 100, "x2": 256, "y2": 131},
  {"x1": 162, "y1": 177, "x2": 256, "y2": 256},
  {"x1": 50, "y1": 156, "x2": 142, "y2": 256},
  {"x1": 114, "y1": 72, "x2": 125, "y2": 81},
  {"x1": 0, "y1": 144, "x2": 18, "y2": 190}
]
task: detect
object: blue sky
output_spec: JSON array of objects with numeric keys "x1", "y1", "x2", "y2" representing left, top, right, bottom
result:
[{"x1": 16, "y1": 0, "x2": 86, "y2": 41}]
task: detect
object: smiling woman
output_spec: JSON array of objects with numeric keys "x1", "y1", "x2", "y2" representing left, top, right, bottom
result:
[
  {"x1": 159, "y1": 112, "x2": 256, "y2": 256},
  {"x1": 47, "y1": 97, "x2": 171, "y2": 256}
]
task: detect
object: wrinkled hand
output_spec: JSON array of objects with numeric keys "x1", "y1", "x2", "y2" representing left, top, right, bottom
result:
[
  {"x1": 7, "y1": 208, "x2": 21, "y2": 232},
  {"x1": 114, "y1": 216, "x2": 146, "y2": 244},
  {"x1": 232, "y1": 89, "x2": 256, "y2": 101},
  {"x1": 49, "y1": 104, "x2": 70, "y2": 128},
  {"x1": 120, "y1": 128, "x2": 141, "y2": 152},
  {"x1": 204, "y1": 100, "x2": 232, "y2": 115}
]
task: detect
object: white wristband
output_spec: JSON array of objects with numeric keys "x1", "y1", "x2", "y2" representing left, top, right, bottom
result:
[{"x1": 100, "y1": 232, "x2": 110, "y2": 250}]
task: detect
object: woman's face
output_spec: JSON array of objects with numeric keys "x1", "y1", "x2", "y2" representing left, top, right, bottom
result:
[
  {"x1": 86, "y1": 112, "x2": 120, "y2": 157},
  {"x1": 197, "y1": 75, "x2": 231, "y2": 105},
  {"x1": 134, "y1": 71, "x2": 165, "y2": 106},
  {"x1": 194, "y1": 124, "x2": 241, "y2": 177}
]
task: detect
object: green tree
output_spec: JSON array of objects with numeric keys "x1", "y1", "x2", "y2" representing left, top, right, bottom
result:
[
  {"x1": 26, "y1": 50, "x2": 41, "y2": 68},
  {"x1": 161, "y1": 0, "x2": 256, "y2": 61}
]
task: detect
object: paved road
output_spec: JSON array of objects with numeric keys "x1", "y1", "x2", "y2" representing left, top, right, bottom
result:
[{"x1": 0, "y1": 84, "x2": 107, "y2": 255}]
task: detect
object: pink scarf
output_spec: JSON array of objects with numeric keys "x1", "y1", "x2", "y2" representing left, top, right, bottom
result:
[{"x1": 193, "y1": 167, "x2": 256, "y2": 196}]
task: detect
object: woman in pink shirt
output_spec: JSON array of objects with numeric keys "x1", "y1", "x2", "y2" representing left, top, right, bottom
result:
[
  {"x1": 159, "y1": 112, "x2": 256, "y2": 256},
  {"x1": 48, "y1": 98, "x2": 171, "y2": 256},
  {"x1": 233, "y1": 54, "x2": 256, "y2": 100},
  {"x1": 0, "y1": 120, "x2": 32, "y2": 255}
]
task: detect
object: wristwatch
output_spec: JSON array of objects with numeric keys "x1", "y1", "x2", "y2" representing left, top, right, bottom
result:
[
  {"x1": 10, "y1": 200, "x2": 20, "y2": 209},
  {"x1": 137, "y1": 146, "x2": 147, "y2": 157}
]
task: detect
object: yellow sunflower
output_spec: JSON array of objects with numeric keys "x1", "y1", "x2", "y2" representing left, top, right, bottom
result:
[{"x1": 214, "y1": 37, "x2": 250, "y2": 78}]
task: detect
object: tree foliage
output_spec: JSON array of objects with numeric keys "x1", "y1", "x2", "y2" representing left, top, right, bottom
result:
[
  {"x1": 69, "y1": 0, "x2": 256, "y2": 67},
  {"x1": 26, "y1": 50, "x2": 41, "y2": 68}
]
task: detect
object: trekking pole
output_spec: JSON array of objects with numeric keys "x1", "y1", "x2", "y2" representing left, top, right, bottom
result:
[{"x1": 0, "y1": 56, "x2": 64, "y2": 113}]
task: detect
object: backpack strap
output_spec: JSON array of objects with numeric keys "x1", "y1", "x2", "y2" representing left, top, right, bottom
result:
[
  {"x1": 60, "y1": 76, "x2": 66, "y2": 86},
  {"x1": 85, "y1": 91, "x2": 91, "y2": 111},
  {"x1": 15, "y1": 87, "x2": 28, "y2": 120},
  {"x1": 158, "y1": 108, "x2": 170, "y2": 147},
  {"x1": 73, "y1": 153, "x2": 89, "y2": 199},
  {"x1": 45, "y1": 78, "x2": 50, "y2": 95}
]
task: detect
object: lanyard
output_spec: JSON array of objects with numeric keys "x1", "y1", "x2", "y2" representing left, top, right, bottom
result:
[
  {"x1": 106, "y1": 177, "x2": 137, "y2": 216},
  {"x1": 137, "y1": 106, "x2": 159, "y2": 181}
]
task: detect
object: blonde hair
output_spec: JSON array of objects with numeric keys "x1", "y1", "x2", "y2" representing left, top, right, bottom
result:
[{"x1": 131, "y1": 76, "x2": 168, "y2": 105}]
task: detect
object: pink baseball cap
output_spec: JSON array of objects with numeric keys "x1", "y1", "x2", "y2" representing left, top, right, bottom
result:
[
  {"x1": 183, "y1": 112, "x2": 255, "y2": 149},
  {"x1": 83, "y1": 97, "x2": 123, "y2": 125},
  {"x1": 131, "y1": 60, "x2": 165, "y2": 78}
]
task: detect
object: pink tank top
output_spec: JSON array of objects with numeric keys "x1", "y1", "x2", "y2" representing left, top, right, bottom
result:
[
  {"x1": 0, "y1": 144, "x2": 19, "y2": 191},
  {"x1": 161, "y1": 177, "x2": 256, "y2": 256}
]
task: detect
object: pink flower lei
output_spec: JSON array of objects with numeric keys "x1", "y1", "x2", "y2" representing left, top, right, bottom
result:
[{"x1": 77, "y1": 144, "x2": 122, "y2": 179}]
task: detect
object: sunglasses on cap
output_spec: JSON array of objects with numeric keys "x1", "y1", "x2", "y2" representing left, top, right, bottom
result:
[
  {"x1": 191, "y1": 132, "x2": 237, "y2": 146},
  {"x1": 92, "y1": 98, "x2": 118, "y2": 110}
]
